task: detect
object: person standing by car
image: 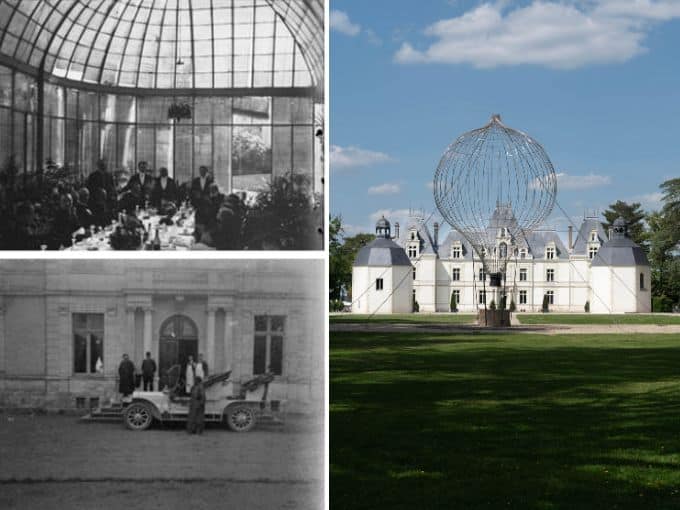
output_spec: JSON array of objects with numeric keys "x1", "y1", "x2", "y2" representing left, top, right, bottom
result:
[
  {"x1": 196, "y1": 353, "x2": 208, "y2": 380},
  {"x1": 187, "y1": 376, "x2": 206, "y2": 435},
  {"x1": 141, "y1": 352, "x2": 157, "y2": 391},
  {"x1": 118, "y1": 354, "x2": 135, "y2": 401},
  {"x1": 185, "y1": 355, "x2": 196, "y2": 394}
]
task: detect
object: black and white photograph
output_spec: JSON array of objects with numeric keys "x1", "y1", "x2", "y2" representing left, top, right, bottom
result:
[
  {"x1": 0, "y1": 0, "x2": 325, "y2": 250},
  {"x1": 0, "y1": 258, "x2": 325, "y2": 509}
]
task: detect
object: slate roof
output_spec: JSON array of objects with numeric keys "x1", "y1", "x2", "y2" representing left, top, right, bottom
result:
[
  {"x1": 591, "y1": 236, "x2": 650, "y2": 267},
  {"x1": 353, "y1": 238, "x2": 413, "y2": 267},
  {"x1": 572, "y1": 218, "x2": 608, "y2": 255}
]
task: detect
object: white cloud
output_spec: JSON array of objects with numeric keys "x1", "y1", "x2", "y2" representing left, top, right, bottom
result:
[
  {"x1": 330, "y1": 10, "x2": 361, "y2": 36},
  {"x1": 330, "y1": 145, "x2": 394, "y2": 170},
  {"x1": 425, "y1": 181, "x2": 434, "y2": 191},
  {"x1": 368, "y1": 183, "x2": 401, "y2": 195},
  {"x1": 632, "y1": 191, "x2": 664, "y2": 209},
  {"x1": 557, "y1": 172, "x2": 612, "y2": 190},
  {"x1": 394, "y1": 1, "x2": 680, "y2": 69}
]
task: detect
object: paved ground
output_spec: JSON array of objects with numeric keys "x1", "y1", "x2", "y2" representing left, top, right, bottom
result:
[
  {"x1": 330, "y1": 322, "x2": 680, "y2": 335},
  {"x1": 0, "y1": 413, "x2": 323, "y2": 509}
]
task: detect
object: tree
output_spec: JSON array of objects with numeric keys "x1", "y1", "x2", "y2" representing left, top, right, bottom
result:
[
  {"x1": 328, "y1": 216, "x2": 375, "y2": 302},
  {"x1": 450, "y1": 292, "x2": 457, "y2": 312},
  {"x1": 602, "y1": 200, "x2": 647, "y2": 247},
  {"x1": 542, "y1": 294, "x2": 550, "y2": 313},
  {"x1": 329, "y1": 215, "x2": 345, "y2": 302}
]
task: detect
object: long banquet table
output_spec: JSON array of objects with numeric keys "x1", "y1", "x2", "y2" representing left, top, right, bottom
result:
[{"x1": 68, "y1": 208, "x2": 197, "y2": 251}]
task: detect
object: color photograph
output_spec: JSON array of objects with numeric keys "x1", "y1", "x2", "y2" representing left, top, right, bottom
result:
[{"x1": 330, "y1": 1, "x2": 680, "y2": 509}]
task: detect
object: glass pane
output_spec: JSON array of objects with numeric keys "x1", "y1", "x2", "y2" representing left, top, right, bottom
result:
[
  {"x1": 273, "y1": 126, "x2": 292, "y2": 175},
  {"x1": 253, "y1": 335, "x2": 267, "y2": 375},
  {"x1": 270, "y1": 336, "x2": 283, "y2": 375},
  {"x1": 213, "y1": 125, "x2": 231, "y2": 192},
  {"x1": 254, "y1": 316, "x2": 267, "y2": 332},
  {"x1": 137, "y1": 127, "x2": 155, "y2": 172},
  {"x1": 74, "y1": 334, "x2": 87, "y2": 373},
  {"x1": 156, "y1": 126, "x2": 172, "y2": 175},
  {"x1": 270, "y1": 316, "x2": 285, "y2": 333},
  {"x1": 232, "y1": 125, "x2": 271, "y2": 176},
  {"x1": 0, "y1": 66, "x2": 11, "y2": 107},
  {"x1": 292, "y1": 126, "x2": 312, "y2": 179},
  {"x1": 117, "y1": 124, "x2": 136, "y2": 173},
  {"x1": 194, "y1": 125, "x2": 212, "y2": 179},
  {"x1": 175, "y1": 125, "x2": 193, "y2": 184},
  {"x1": 90, "y1": 334, "x2": 103, "y2": 373}
]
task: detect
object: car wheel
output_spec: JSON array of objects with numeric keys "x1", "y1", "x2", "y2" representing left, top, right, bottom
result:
[
  {"x1": 225, "y1": 405, "x2": 256, "y2": 432},
  {"x1": 124, "y1": 402, "x2": 153, "y2": 431}
]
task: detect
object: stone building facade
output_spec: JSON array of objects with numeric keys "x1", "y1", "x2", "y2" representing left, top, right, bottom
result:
[{"x1": 0, "y1": 259, "x2": 324, "y2": 413}]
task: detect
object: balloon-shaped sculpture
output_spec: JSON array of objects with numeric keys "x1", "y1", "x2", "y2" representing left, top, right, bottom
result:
[{"x1": 433, "y1": 114, "x2": 557, "y2": 287}]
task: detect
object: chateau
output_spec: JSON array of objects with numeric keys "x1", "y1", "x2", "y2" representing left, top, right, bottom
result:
[{"x1": 353, "y1": 209, "x2": 651, "y2": 315}]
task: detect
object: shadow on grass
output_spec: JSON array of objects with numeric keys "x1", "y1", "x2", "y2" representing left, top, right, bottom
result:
[{"x1": 331, "y1": 332, "x2": 680, "y2": 510}]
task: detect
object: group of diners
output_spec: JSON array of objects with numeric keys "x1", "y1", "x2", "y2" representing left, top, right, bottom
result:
[{"x1": 1, "y1": 159, "x2": 246, "y2": 250}]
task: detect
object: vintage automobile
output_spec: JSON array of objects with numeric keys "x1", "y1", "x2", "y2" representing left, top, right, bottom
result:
[{"x1": 121, "y1": 367, "x2": 280, "y2": 432}]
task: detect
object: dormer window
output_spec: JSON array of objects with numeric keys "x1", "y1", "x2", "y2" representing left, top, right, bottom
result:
[
  {"x1": 588, "y1": 246, "x2": 598, "y2": 259},
  {"x1": 408, "y1": 246, "x2": 417, "y2": 258},
  {"x1": 546, "y1": 247, "x2": 555, "y2": 260},
  {"x1": 590, "y1": 230, "x2": 597, "y2": 242},
  {"x1": 410, "y1": 231, "x2": 417, "y2": 241},
  {"x1": 499, "y1": 242, "x2": 508, "y2": 258},
  {"x1": 451, "y1": 245, "x2": 462, "y2": 259},
  {"x1": 519, "y1": 249, "x2": 527, "y2": 259}
]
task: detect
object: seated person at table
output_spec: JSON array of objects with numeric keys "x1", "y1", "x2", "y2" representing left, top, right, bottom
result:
[
  {"x1": 211, "y1": 193, "x2": 245, "y2": 250},
  {"x1": 89, "y1": 188, "x2": 111, "y2": 227},
  {"x1": 49, "y1": 192, "x2": 80, "y2": 249},
  {"x1": 75, "y1": 188, "x2": 94, "y2": 228},
  {"x1": 4, "y1": 202, "x2": 40, "y2": 250},
  {"x1": 86, "y1": 159, "x2": 116, "y2": 206},
  {"x1": 195, "y1": 183, "x2": 223, "y2": 232},
  {"x1": 118, "y1": 181, "x2": 145, "y2": 214},
  {"x1": 190, "y1": 166, "x2": 212, "y2": 207},
  {"x1": 151, "y1": 167, "x2": 178, "y2": 207},
  {"x1": 126, "y1": 161, "x2": 155, "y2": 204}
]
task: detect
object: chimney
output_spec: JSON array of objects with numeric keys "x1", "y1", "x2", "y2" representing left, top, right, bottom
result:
[
  {"x1": 568, "y1": 225, "x2": 573, "y2": 250},
  {"x1": 433, "y1": 222, "x2": 439, "y2": 247},
  {"x1": 394, "y1": 222, "x2": 400, "y2": 240},
  {"x1": 608, "y1": 227, "x2": 613, "y2": 241}
]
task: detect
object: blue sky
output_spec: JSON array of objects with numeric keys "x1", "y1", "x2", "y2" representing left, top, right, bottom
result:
[{"x1": 330, "y1": 0, "x2": 680, "y2": 239}]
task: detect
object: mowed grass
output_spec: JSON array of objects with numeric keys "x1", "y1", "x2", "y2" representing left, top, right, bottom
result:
[
  {"x1": 331, "y1": 331, "x2": 680, "y2": 510},
  {"x1": 518, "y1": 314, "x2": 680, "y2": 325},
  {"x1": 330, "y1": 313, "x2": 476, "y2": 325}
]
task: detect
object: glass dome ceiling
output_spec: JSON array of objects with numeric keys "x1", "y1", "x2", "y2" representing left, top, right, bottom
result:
[{"x1": 0, "y1": 0, "x2": 323, "y2": 89}]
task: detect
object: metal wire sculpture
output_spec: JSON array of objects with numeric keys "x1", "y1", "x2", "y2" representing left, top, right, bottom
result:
[{"x1": 433, "y1": 114, "x2": 557, "y2": 287}]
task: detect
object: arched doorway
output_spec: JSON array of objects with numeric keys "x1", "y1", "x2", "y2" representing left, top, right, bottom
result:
[{"x1": 158, "y1": 315, "x2": 198, "y2": 391}]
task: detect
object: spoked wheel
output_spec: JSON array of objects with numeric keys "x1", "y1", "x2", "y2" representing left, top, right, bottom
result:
[
  {"x1": 225, "y1": 405, "x2": 256, "y2": 432},
  {"x1": 124, "y1": 402, "x2": 153, "y2": 431}
]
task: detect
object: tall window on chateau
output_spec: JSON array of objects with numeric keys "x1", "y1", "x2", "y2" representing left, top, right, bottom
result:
[
  {"x1": 452, "y1": 246, "x2": 461, "y2": 259},
  {"x1": 546, "y1": 269, "x2": 555, "y2": 282},
  {"x1": 478, "y1": 268, "x2": 486, "y2": 281},
  {"x1": 452, "y1": 289, "x2": 461, "y2": 304},
  {"x1": 546, "y1": 247, "x2": 555, "y2": 260},
  {"x1": 546, "y1": 291, "x2": 554, "y2": 305},
  {"x1": 452, "y1": 268, "x2": 461, "y2": 281},
  {"x1": 640, "y1": 273, "x2": 645, "y2": 290},
  {"x1": 73, "y1": 313, "x2": 104, "y2": 374},
  {"x1": 519, "y1": 268, "x2": 527, "y2": 281},
  {"x1": 519, "y1": 290, "x2": 527, "y2": 305},
  {"x1": 478, "y1": 290, "x2": 486, "y2": 304},
  {"x1": 376, "y1": 278, "x2": 384, "y2": 291},
  {"x1": 589, "y1": 246, "x2": 598, "y2": 259},
  {"x1": 253, "y1": 315, "x2": 285, "y2": 376}
]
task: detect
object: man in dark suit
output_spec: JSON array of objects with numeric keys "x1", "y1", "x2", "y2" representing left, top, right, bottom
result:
[
  {"x1": 86, "y1": 159, "x2": 116, "y2": 204},
  {"x1": 126, "y1": 161, "x2": 155, "y2": 205},
  {"x1": 152, "y1": 167, "x2": 178, "y2": 207},
  {"x1": 190, "y1": 166, "x2": 213, "y2": 207}
]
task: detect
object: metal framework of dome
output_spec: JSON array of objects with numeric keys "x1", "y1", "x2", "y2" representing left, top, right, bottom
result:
[
  {"x1": 433, "y1": 114, "x2": 557, "y2": 286},
  {"x1": 0, "y1": 0, "x2": 323, "y2": 90}
]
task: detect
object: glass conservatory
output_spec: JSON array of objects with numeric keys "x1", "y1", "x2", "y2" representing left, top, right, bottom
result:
[{"x1": 0, "y1": 0, "x2": 324, "y2": 193}]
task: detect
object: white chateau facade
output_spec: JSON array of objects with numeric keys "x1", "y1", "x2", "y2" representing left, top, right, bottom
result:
[{"x1": 353, "y1": 210, "x2": 651, "y2": 314}]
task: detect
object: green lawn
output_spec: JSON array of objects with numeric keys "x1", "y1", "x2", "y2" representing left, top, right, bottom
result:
[
  {"x1": 518, "y1": 314, "x2": 680, "y2": 325},
  {"x1": 330, "y1": 313, "x2": 476, "y2": 325},
  {"x1": 331, "y1": 330, "x2": 680, "y2": 509}
]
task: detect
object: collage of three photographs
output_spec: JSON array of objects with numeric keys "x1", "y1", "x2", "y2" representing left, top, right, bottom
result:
[{"x1": 3, "y1": 1, "x2": 680, "y2": 509}]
